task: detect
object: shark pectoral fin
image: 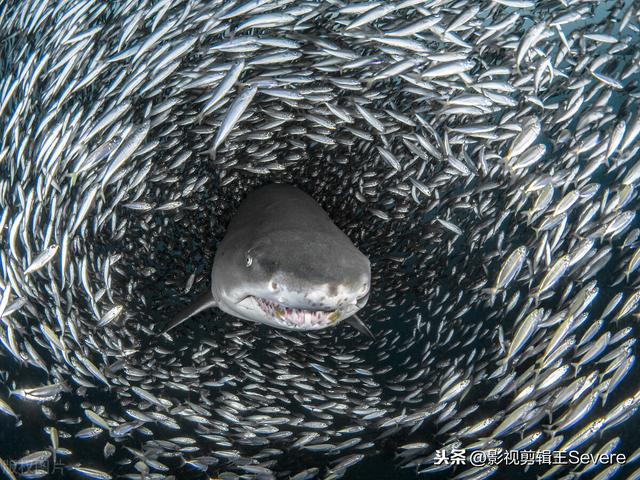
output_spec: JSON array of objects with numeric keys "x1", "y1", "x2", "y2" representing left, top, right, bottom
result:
[
  {"x1": 159, "y1": 289, "x2": 218, "y2": 335},
  {"x1": 345, "y1": 314, "x2": 375, "y2": 340}
]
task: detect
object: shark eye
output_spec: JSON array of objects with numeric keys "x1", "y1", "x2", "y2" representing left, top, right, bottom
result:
[{"x1": 245, "y1": 254, "x2": 253, "y2": 267}]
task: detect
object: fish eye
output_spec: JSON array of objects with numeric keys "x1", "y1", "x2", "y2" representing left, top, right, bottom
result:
[{"x1": 245, "y1": 254, "x2": 253, "y2": 267}]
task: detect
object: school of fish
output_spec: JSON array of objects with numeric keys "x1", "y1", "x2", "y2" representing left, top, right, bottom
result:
[{"x1": 1, "y1": 0, "x2": 640, "y2": 479}]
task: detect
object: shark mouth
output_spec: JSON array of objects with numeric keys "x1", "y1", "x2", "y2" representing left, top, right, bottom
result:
[{"x1": 253, "y1": 296, "x2": 340, "y2": 329}]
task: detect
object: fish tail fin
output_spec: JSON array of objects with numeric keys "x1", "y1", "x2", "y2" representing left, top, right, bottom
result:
[
  {"x1": 532, "y1": 289, "x2": 542, "y2": 305},
  {"x1": 525, "y1": 211, "x2": 533, "y2": 225},
  {"x1": 570, "y1": 362, "x2": 580, "y2": 378},
  {"x1": 498, "y1": 154, "x2": 514, "y2": 173},
  {"x1": 568, "y1": 231, "x2": 584, "y2": 241},
  {"x1": 495, "y1": 358, "x2": 510, "y2": 377},
  {"x1": 533, "y1": 360, "x2": 543, "y2": 382},
  {"x1": 159, "y1": 289, "x2": 217, "y2": 335},
  {"x1": 482, "y1": 288, "x2": 498, "y2": 306},
  {"x1": 546, "y1": 409, "x2": 553, "y2": 425},
  {"x1": 481, "y1": 287, "x2": 497, "y2": 296}
]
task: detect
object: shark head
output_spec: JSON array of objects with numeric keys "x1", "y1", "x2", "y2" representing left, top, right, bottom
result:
[{"x1": 212, "y1": 228, "x2": 371, "y2": 330}]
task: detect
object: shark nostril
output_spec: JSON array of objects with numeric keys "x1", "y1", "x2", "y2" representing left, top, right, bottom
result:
[{"x1": 270, "y1": 281, "x2": 278, "y2": 291}]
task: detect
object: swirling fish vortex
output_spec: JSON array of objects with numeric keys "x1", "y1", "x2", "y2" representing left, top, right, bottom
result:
[{"x1": 1, "y1": 0, "x2": 640, "y2": 479}]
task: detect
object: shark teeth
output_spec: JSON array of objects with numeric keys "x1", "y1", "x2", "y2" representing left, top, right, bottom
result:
[{"x1": 254, "y1": 297, "x2": 337, "y2": 329}]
